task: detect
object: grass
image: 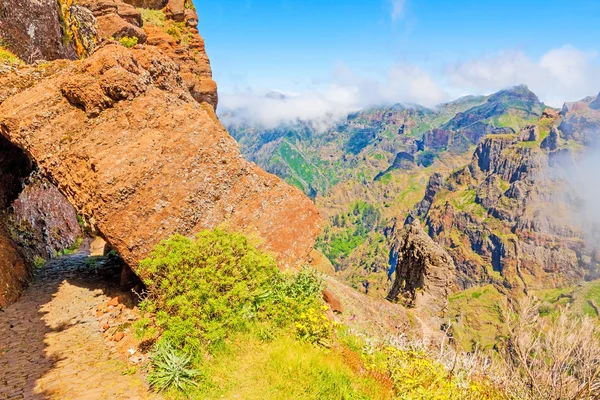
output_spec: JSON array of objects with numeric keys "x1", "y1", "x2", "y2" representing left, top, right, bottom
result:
[
  {"x1": 186, "y1": 333, "x2": 391, "y2": 400},
  {"x1": 574, "y1": 280, "x2": 600, "y2": 317},
  {"x1": 0, "y1": 46, "x2": 20, "y2": 64},
  {"x1": 139, "y1": 8, "x2": 166, "y2": 26},
  {"x1": 448, "y1": 285, "x2": 506, "y2": 351},
  {"x1": 54, "y1": 236, "x2": 84, "y2": 257}
]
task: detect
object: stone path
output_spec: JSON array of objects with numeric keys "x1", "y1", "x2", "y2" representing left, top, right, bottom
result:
[{"x1": 0, "y1": 252, "x2": 159, "y2": 399}]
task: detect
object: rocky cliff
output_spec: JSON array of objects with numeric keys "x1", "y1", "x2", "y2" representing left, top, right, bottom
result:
[
  {"x1": 0, "y1": 0, "x2": 322, "y2": 305},
  {"x1": 411, "y1": 103, "x2": 600, "y2": 292},
  {"x1": 387, "y1": 219, "x2": 455, "y2": 323}
]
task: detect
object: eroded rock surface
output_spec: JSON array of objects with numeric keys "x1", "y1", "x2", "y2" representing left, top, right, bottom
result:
[
  {"x1": 387, "y1": 220, "x2": 455, "y2": 323},
  {"x1": 0, "y1": 0, "x2": 77, "y2": 62},
  {"x1": 0, "y1": 44, "x2": 321, "y2": 274},
  {"x1": 10, "y1": 175, "x2": 81, "y2": 262}
]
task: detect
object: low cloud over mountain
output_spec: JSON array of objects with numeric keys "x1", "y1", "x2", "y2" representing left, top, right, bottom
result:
[{"x1": 220, "y1": 45, "x2": 600, "y2": 129}]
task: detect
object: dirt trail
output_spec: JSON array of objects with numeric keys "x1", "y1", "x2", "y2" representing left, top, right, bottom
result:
[{"x1": 0, "y1": 251, "x2": 159, "y2": 400}]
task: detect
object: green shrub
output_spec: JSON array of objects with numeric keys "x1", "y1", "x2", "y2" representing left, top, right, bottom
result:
[
  {"x1": 0, "y1": 47, "x2": 19, "y2": 64},
  {"x1": 139, "y1": 229, "x2": 328, "y2": 354},
  {"x1": 147, "y1": 342, "x2": 202, "y2": 394},
  {"x1": 165, "y1": 22, "x2": 186, "y2": 40},
  {"x1": 118, "y1": 36, "x2": 138, "y2": 48},
  {"x1": 33, "y1": 256, "x2": 46, "y2": 269},
  {"x1": 139, "y1": 230, "x2": 278, "y2": 349},
  {"x1": 139, "y1": 8, "x2": 166, "y2": 26},
  {"x1": 138, "y1": 229, "x2": 333, "y2": 395}
]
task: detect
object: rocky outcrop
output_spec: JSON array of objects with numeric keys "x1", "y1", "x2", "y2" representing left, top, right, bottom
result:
[
  {"x1": 519, "y1": 124, "x2": 539, "y2": 142},
  {"x1": 122, "y1": 0, "x2": 168, "y2": 8},
  {"x1": 79, "y1": 0, "x2": 147, "y2": 44},
  {"x1": 0, "y1": 0, "x2": 217, "y2": 111},
  {"x1": 410, "y1": 108, "x2": 597, "y2": 292},
  {"x1": 387, "y1": 220, "x2": 455, "y2": 323},
  {"x1": 540, "y1": 127, "x2": 561, "y2": 150},
  {"x1": 144, "y1": 24, "x2": 218, "y2": 109},
  {"x1": 0, "y1": 0, "x2": 78, "y2": 62},
  {"x1": 590, "y1": 93, "x2": 600, "y2": 111},
  {"x1": 10, "y1": 175, "x2": 81, "y2": 262},
  {"x1": 558, "y1": 98, "x2": 600, "y2": 145},
  {"x1": 0, "y1": 136, "x2": 31, "y2": 306},
  {"x1": 0, "y1": 44, "x2": 322, "y2": 274}
]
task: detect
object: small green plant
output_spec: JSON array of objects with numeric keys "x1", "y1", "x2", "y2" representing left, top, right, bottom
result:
[
  {"x1": 294, "y1": 305, "x2": 333, "y2": 346},
  {"x1": 54, "y1": 237, "x2": 84, "y2": 257},
  {"x1": 165, "y1": 22, "x2": 186, "y2": 40},
  {"x1": 118, "y1": 36, "x2": 138, "y2": 48},
  {"x1": 147, "y1": 342, "x2": 202, "y2": 394},
  {"x1": 0, "y1": 46, "x2": 19, "y2": 64},
  {"x1": 122, "y1": 366, "x2": 137, "y2": 376},
  {"x1": 139, "y1": 8, "x2": 166, "y2": 26},
  {"x1": 33, "y1": 256, "x2": 46, "y2": 269},
  {"x1": 133, "y1": 317, "x2": 158, "y2": 341}
]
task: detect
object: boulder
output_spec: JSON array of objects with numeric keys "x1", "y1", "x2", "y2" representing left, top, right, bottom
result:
[
  {"x1": 184, "y1": 8, "x2": 199, "y2": 27},
  {"x1": 115, "y1": 1, "x2": 143, "y2": 27},
  {"x1": 542, "y1": 108, "x2": 560, "y2": 119},
  {"x1": 0, "y1": 44, "x2": 322, "y2": 272},
  {"x1": 95, "y1": 13, "x2": 147, "y2": 43},
  {"x1": 519, "y1": 124, "x2": 540, "y2": 142},
  {"x1": 323, "y1": 289, "x2": 343, "y2": 314},
  {"x1": 164, "y1": 0, "x2": 185, "y2": 22},
  {"x1": 78, "y1": 0, "x2": 145, "y2": 43}
]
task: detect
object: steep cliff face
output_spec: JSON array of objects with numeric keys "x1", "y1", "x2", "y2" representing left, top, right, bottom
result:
[
  {"x1": 0, "y1": 0, "x2": 79, "y2": 62},
  {"x1": 10, "y1": 175, "x2": 82, "y2": 262},
  {"x1": 387, "y1": 219, "x2": 455, "y2": 323},
  {"x1": 0, "y1": 136, "x2": 31, "y2": 306},
  {"x1": 413, "y1": 107, "x2": 599, "y2": 292}
]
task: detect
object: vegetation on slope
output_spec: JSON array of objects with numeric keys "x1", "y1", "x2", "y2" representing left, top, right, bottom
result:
[{"x1": 135, "y1": 229, "x2": 505, "y2": 399}]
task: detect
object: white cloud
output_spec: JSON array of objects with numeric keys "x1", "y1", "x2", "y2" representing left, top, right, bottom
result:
[
  {"x1": 219, "y1": 45, "x2": 600, "y2": 129},
  {"x1": 390, "y1": 0, "x2": 406, "y2": 21},
  {"x1": 446, "y1": 46, "x2": 600, "y2": 107},
  {"x1": 219, "y1": 63, "x2": 447, "y2": 130}
]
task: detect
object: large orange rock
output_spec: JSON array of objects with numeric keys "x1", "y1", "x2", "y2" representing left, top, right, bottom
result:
[
  {"x1": 0, "y1": 44, "x2": 322, "y2": 271},
  {"x1": 79, "y1": 0, "x2": 146, "y2": 43},
  {"x1": 144, "y1": 24, "x2": 218, "y2": 109}
]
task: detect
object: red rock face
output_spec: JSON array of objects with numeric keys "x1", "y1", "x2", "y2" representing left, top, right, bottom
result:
[
  {"x1": 0, "y1": 137, "x2": 32, "y2": 307},
  {"x1": 0, "y1": 230, "x2": 28, "y2": 307},
  {"x1": 10, "y1": 176, "x2": 82, "y2": 261},
  {"x1": 0, "y1": 44, "x2": 322, "y2": 273}
]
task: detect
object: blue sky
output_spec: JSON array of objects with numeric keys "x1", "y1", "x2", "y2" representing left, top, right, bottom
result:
[{"x1": 194, "y1": 0, "x2": 600, "y2": 125}]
